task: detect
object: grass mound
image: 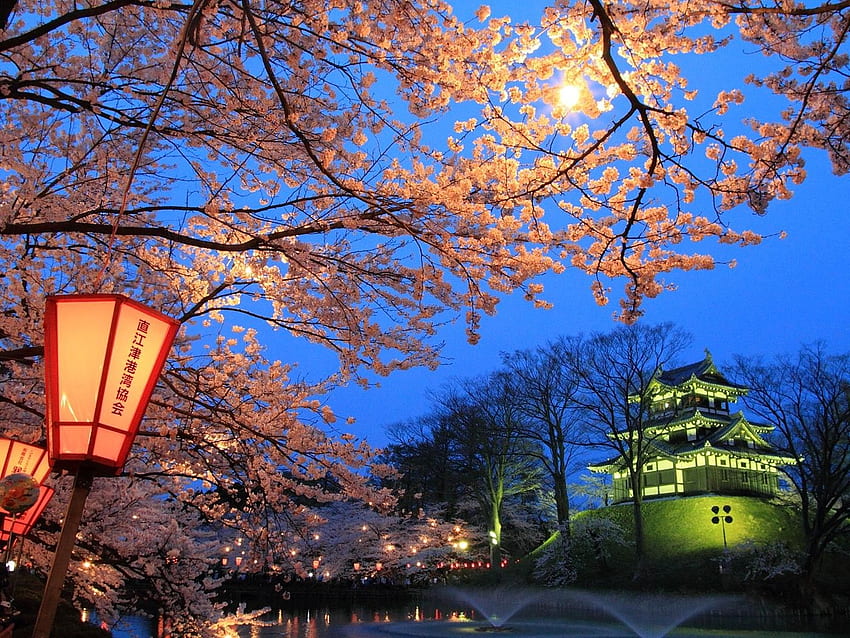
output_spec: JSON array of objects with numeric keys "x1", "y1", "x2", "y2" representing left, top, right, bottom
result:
[{"x1": 538, "y1": 495, "x2": 803, "y2": 591}]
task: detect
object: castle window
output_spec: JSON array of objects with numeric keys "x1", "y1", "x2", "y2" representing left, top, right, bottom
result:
[
  {"x1": 646, "y1": 464, "x2": 654, "y2": 471},
  {"x1": 668, "y1": 430, "x2": 687, "y2": 444},
  {"x1": 643, "y1": 473, "x2": 660, "y2": 487},
  {"x1": 719, "y1": 458, "x2": 727, "y2": 466}
]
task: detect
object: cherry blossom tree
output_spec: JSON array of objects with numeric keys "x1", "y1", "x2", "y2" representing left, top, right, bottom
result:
[
  {"x1": 458, "y1": 0, "x2": 849, "y2": 320},
  {"x1": 291, "y1": 501, "x2": 471, "y2": 583},
  {"x1": 0, "y1": 0, "x2": 847, "y2": 630}
]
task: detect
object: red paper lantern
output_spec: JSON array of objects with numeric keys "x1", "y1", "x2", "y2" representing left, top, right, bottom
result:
[
  {"x1": 0, "y1": 485, "x2": 54, "y2": 542},
  {"x1": 0, "y1": 438, "x2": 50, "y2": 485},
  {"x1": 43, "y1": 294, "x2": 179, "y2": 474}
]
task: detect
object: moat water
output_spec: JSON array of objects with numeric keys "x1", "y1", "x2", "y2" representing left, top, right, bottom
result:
[{"x1": 103, "y1": 588, "x2": 850, "y2": 637}]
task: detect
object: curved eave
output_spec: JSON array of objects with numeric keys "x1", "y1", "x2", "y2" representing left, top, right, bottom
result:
[
  {"x1": 643, "y1": 373, "x2": 748, "y2": 398},
  {"x1": 587, "y1": 463, "x2": 621, "y2": 474},
  {"x1": 672, "y1": 444, "x2": 795, "y2": 466},
  {"x1": 645, "y1": 410, "x2": 731, "y2": 434},
  {"x1": 711, "y1": 413, "x2": 774, "y2": 448},
  {"x1": 587, "y1": 456, "x2": 626, "y2": 473},
  {"x1": 687, "y1": 376, "x2": 748, "y2": 398},
  {"x1": 587, "y1": 465, "x2": 612, "y2": 474},
  {"x1": 748, "y1": 422, "x2": 775, "y2": 434}
]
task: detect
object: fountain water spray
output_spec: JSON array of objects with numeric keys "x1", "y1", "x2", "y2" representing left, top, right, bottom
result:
[
  {"x1": 442, "y1": 586, "x2": 541, "y2": 629},
  {"x1": 560, "y1": 589, "x2": 732, "y2": 637}
]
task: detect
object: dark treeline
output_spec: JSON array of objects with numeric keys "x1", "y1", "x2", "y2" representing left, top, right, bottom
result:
[{"x1": 377, "y1": 323, "x2": 850, "y2": 596}]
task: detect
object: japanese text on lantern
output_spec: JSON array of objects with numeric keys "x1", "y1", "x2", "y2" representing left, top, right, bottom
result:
[
  {"x1": 110, "y1": 319, "x2": 151, "y2": 417},
  {"x1": 12, "y1": 448, "x2": 33, "y2": 474}
]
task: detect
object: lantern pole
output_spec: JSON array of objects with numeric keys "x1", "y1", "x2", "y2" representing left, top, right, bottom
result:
[
  {"x1": 2, "y1": 519, "x2": 13, "y2": 566},
  {"x1": 31, "y1": 467, "x2": 94, "y2": 638}
]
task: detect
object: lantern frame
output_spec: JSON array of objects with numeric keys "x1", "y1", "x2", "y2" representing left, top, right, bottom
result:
[{"x1": 43, "y1": 294, "x2": 179, "y2": 475}]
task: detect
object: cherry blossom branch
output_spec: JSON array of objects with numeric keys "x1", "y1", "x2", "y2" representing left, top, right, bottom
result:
[
  {"x1": 721, "y1": 0, "x2": 850, "y2": 17},
  {"x1": 0, "y1": 0, "x2": 147, "y2": 52}
]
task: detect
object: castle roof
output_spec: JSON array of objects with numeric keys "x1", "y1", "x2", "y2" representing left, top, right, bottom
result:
[
  {"x1": 649, "y1": 350, "x2": 747, "y2": 395},
  {"x1": 588, "y1": 411, "x2": 795, "y2": 473}
]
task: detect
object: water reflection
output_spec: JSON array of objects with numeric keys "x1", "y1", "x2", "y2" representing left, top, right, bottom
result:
[
  {"x1": 221, "y1": 602, "x2": 468, "y2": 638},
  {"x1": 95, "y1": 595, "x2": 850, "y2": 638},
  {"x1": 84, "y1": 609, "x2": 154, "y2": 638},
  {"x1": 227, "y1": 597, "x2": 850, "y2": 638}
]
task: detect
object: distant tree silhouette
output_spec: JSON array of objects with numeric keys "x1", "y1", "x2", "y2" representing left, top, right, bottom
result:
[{"x1": 733, "y1": 344, "x2": 850, "y2": 598}]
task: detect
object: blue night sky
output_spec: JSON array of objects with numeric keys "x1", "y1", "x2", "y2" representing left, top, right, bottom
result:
[{"x1": 295, "y1": 2, "x2": 850, "y2": 449}]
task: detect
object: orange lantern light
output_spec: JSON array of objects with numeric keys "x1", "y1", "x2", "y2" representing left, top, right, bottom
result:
[
  {"x1": 0, "y1": 485, "x2": 54, "y2": 542},
  {"x1": 34, "y1": 295, "x2": 178, "y2": 638},
  {"x1": 43, "y1": 294, "x2": 179, "y2": 475},
  {"x1": 0, "y1": 438, "x2": 50, "y2": 485}
]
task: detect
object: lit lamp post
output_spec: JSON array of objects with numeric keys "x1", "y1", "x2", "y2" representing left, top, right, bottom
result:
[
  {"x1": 710, "y1": 504, "x2": 733, "y2": 549},
  {"x1": 33, "y1": 294, "x2": 179, "y2": 638}
]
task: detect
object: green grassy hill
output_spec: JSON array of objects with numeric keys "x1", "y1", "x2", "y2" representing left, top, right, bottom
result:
[
  {"x1": 532, "y1": 495, "x2": 806, "y2": 592},
  {"x1": 593, "y1": 494, "x2": 802, "y2": 558}
]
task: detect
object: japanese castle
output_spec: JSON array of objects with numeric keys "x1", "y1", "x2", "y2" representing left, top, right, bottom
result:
[{"x1": 589, "y1": 351, "x2": 793, "y2": 504}]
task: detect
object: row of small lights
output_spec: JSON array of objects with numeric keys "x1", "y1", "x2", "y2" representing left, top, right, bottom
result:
[{"x1": 219, "y1": 525, "x2": 482, "y2": 573}]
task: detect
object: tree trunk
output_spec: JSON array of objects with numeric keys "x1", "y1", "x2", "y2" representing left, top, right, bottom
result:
[
  {"x1": 629, "y1": 474, "x2": 645, "y2": 580},
  {"x1": 489, "y1": 507, "x2": 502, "y2": 569},
  {"x1": 553, "y1": 477, "x2": 571, "y2": 538}
]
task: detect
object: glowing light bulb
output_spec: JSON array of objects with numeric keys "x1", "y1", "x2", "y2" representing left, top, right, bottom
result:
[{"x1": 559, "y1": 84, "x2": 581, "y2": 109}]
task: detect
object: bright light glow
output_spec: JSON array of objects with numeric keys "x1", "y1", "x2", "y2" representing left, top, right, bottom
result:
[{"x1": 559, "y1": 84, "x2": 581, "y2": 109}]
